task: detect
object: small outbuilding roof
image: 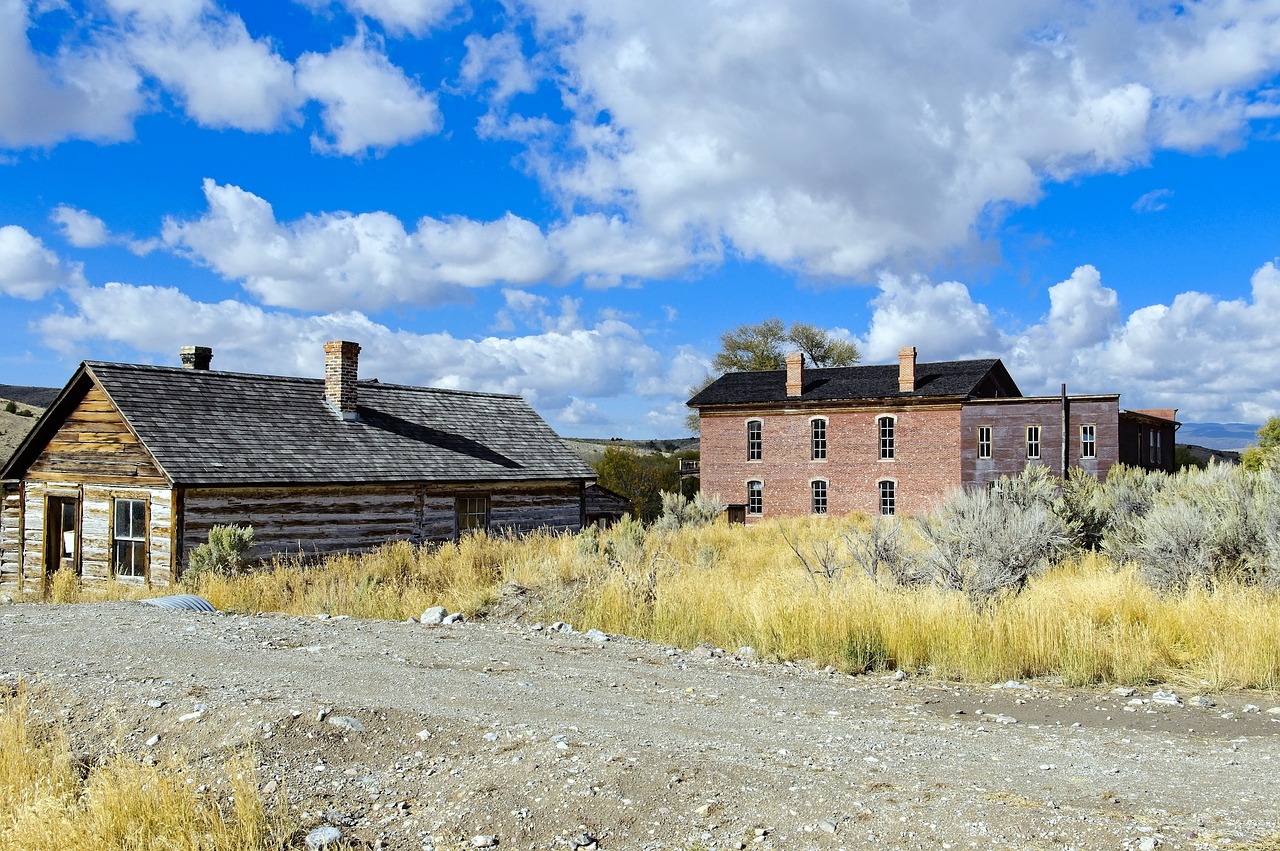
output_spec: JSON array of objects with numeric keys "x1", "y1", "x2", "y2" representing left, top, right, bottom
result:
[
  {"x1": 687, "y1": 358, "x2": 1020, "y2": 407},
  {"x1": 3, "y1": 361, "x2": 594, "y2": 486}
]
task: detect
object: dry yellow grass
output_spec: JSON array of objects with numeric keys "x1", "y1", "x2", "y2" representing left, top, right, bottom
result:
[
  {"x1": 0, "y1": 688, "x2": 291, "y2": 851},
  {"x1": 133, "y1": 515, "x2": 1280, "y2": 689}
]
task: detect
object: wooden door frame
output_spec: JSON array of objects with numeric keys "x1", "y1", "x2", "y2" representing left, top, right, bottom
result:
[{"x1": 43, "y1": 491, "x2": 82, "y2": 582}]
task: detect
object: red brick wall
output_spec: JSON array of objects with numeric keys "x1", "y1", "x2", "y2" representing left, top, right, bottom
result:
[{"x1": 699, "y1": 405, "x2": 964, "y2": 520}]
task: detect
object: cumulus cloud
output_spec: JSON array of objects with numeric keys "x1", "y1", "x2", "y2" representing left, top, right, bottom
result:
[
  {"x1": 51, "y1": 206, "x2": 111, "y2": 248},
  {"x1": 461, "y1": 31, "x2": 538, "y2": 106},
  {"x1": 0, "y1": 226, "x2": 86, "y2": 299},
  {"x1": 296, "y1": 30, "x2": 442, "y2": 155},
  {"x1": 505, "y1": 1, "x2": 1280, "y2": 277},
  {"x1": 161, "y1": 180, "x2": 698, "y2": 310},
  {"x1": 0, "y1": 0, "x2": 143, "y2": 148},
  {"x1": 862, "y1": 261, "x2": 1280, "y2": 422},
  {"x1": 296, "y1": 0, "x2": 461, "y2": 35},
  {"x1": 36, "y1": 280, "x2": 671, "y2": 421}
]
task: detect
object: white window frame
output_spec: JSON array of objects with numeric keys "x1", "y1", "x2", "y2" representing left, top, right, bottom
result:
[
  {"x1": 112, "y1": 497, "x2": 148, "y2": 579},
  {"x1": 1026, "y1": 425, "x2": 1041, "y2": 460},
  {"x1": 1080, "y1": 424, "x2": 1096, "y2": 459},
  {"x1": 877, "y1": 415, "x2": 896, "y2": 461},
  {"x1": 977, "y1": 425, "x2": 992, "y2": 460},
  {"x1": 747, "y1": 480, "x2": 763, "y2": 515},
  {"x1": 810, "y1": 417, "x2": 827, "y2": 461},
  {"x1": 810, "y1": 479, "x2": 828, "y2": 515},
  {"x1": 746, "y1": 419, "x2": 763, "y2": 462}
]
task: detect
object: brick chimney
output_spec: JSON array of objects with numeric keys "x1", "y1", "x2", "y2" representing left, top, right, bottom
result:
[
  {"x1": 179, "y1": 345, "x2": 212, "y2": 370},
  {"x1": 898, "y1": 346, "x2": 916, "y2": 393},
  {"x1": 786, "y1": 351, "x2": 805, "y2": 397},
  {"x1": 323, "y1": 340, "x2": 361, "y2": 421}
]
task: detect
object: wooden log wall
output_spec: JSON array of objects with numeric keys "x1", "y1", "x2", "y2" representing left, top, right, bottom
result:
[
  {"x1": 0, "y1": 483, "x2": 20, "y2": 589},
  {"x1": 20, "y1": 481, "x2": 47, "y2": 593},
  {"x1": 486, "y1": 483, "x2": 582, "y2": 535}
]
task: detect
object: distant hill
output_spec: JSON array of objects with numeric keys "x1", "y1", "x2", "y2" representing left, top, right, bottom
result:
[
  {"x1": 0, "y1": 384, "x2": 60, "y2": 409},
  {"x1": 565, "y1": 437, "x2": 699, "y2": 466},
  {"x1": 1179, "y1": 444, "x2": 1241, "y2": 467},
  {"x1": 1176, "y1": 421, "x2": 1262, "y2": 452},
  {"x1": 1, "y1": 393, "x2": 49, "y2": 466}
]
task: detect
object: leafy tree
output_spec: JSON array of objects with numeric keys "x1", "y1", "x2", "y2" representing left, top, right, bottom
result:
[
  {"x1": 592, "y1": 446, "x2": 684, "y2": 523},
  {"x1": 686, "y1": 319, "x2": 861, "y2": 433},
  {"x1": 1241, "y1": 416, "x2": 1280, "y2": 471}
]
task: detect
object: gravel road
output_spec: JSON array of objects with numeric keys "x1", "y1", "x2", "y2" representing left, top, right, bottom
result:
[{"x1": 3, "y1": 601, "x2": 1279, "y2": 850}]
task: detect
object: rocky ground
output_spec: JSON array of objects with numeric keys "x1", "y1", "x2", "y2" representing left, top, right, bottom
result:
[{"x1": 3, "y1": 601, "x2": 1279, "y2": 851}]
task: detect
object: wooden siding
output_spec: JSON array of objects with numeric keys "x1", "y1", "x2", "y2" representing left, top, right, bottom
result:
[
  {"x1": 24, "y1": 386, "x2": 167, "y2": 487},
  {"x1": 10, "y1": 480, "x2": 174, "y2": 591},
  {"x1": 179, "y1": 481, "x2": 585, "y2": 568},
  {"x1": 0, "y1": 483, "x2": 20, "y2": 589}
]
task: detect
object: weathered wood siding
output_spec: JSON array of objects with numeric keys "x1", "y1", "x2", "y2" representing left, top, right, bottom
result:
[
  {"x1": 0, "y1": 483, "x2": 21, "y2": 589},
  {"x1": 180, "y1": 481, "x2": 585, "y2": 568},
  {"x1": 960, "y1": 396, "x2": 1121, "y2": 489},
  {"x1": 23, "y1": 386, "x2": 167, "y2": 487},
  {"x1": 182, "y1": 485, "x2": 423, "y2": 563}
]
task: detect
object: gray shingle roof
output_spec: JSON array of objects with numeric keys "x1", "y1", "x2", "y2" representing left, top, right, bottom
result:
[
  {"x1": 82, "y1": 363, "x2": 594, "y2": 486},
  {"x1": 687, "y1": 359, "x2": 1020, "y2": 407}
]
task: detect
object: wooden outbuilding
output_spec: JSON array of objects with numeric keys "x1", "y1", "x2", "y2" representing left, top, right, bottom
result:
[{"x1": 0, "y1": 341, "x2": 594, "y2": 592}]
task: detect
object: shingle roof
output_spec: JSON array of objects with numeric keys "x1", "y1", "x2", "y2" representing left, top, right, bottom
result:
[
  {"x1": 687, "y1": 359, "x2": 1018, "y2": 407},
  {"x1": 72, "y1": 363, "x2": 593, "y2": 486}
]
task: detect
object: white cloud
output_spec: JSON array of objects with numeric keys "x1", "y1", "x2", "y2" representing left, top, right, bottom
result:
[
  {"x1": 0, "y1": 0, "x2": 143, "y2": 148},
  {"x1": 863, "y1": 261, "x2": 1280, "y2": 422},
  {"x1": 162, "y1": 180, "x2": 701, "y2": 310},
  {"x1": 296, "y1": 30, "x2": 442, "y2": 155},
  {"x1": 461, "y1": 31, "x2": 538, "y2": 105},
  {"x1": 506, "y1": 1, "x2": 1280, "y2": 277},
  {"x1": 116, "y1": 1, "x2": 302, "y2": 132},
  {"x1": 296, "y1": 0, "x2": 461, "y2": 35},
  {"x1": 0, "y1": 226, "x2": 86, "y2": 299},
  {"x1": 36, "y1": 281, "x2": 671, "y2": 425},
  {"x1": 51, "y1": 206, "x2": 111, "y2": 247},
  {"x1": 1132, "y1": 188, "x2": 1174, "y2": 213}
]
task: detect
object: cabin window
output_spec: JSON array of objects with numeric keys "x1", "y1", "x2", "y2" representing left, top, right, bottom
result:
[
  {"x1": 811, "y1": 480, "x2": 828, "y2": 515},
  {"x1": 878, "y1": 480, "x2": 896, "y2": 516},
  {"x1": 1080, "y1": 424, "x2": 1096, "y2": 459},
  {"x1": 746, "y1": 420, "x2": 763, "y2": 461},
  {"x1": 112, "y1": 498, "x2": 147, "y2": 579},
  {"x1": 878, "y1": 415, "x2": 895, "y2": 460},
  {"x1": 1026, "y1": 425, "x2": 1041, "y2": 460},
  {"x1": 811, "y1": 418, "x2": 827, "y2": 460},
  {"x1": 1149, "y1": 430, "x2": 1160, "y2": 464},
  {"x1": 456, "y1": 496, "x2": 489, "y2": 534},
  {"x1": 977, "y1": 425, "x2": 992, "y2": 459},
  {"x1": 747, "y1": 480, "x2": 763, "y2": 515}
]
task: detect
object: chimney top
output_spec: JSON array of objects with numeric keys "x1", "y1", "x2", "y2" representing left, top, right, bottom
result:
[
  {"x1": 323, "y1": 340, "x2": 361, "y2": 422},
  {"x1": 898, "y1": 346, "x2": 917, "y2": 393},
  {"x1": 180, "y1": 345, "x2": 212, "y2": 370},
  {"x1": 785, "y1": 351, "x2": 805, "y2": 397}
]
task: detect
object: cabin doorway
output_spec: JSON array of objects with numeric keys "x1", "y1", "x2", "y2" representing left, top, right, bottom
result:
[{"x1": 44, "y1": 496, "x2": 81, "y2": 580}]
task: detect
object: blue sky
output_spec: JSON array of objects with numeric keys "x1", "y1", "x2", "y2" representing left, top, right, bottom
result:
[{"x1": 3, "y1": 0, "x2": 1280, "y2": 437}]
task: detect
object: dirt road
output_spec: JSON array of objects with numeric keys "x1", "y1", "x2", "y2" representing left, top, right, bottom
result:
[{"x1": 3, "y1": 601, "x2": 1278, "y2": 850}]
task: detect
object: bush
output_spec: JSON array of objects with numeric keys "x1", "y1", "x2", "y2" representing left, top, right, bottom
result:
[
  {"x1": 918, "y1": 486, "x2": 1067, "y2": 606},
  {"x1": 654, "y1": 490, "x2": 726, "y2": 531},
  {"x1": 182, "y1": 525, "x2": 255, "y2": 586},
  {"x1": 840, "y1": 516, "x2": 926, "y2": 588}
]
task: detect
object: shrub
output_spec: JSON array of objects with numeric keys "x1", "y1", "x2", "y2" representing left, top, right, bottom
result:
[
  {"x1": 182, "y1": 525, "x2": 255, "y2": 586},
  {"x1": 654, "y1": 490, "x2": 726, "y2": 531},
  {"x1": 3, "y1": 400, "x2": 15, "y2": 414},
  {"x1": 918, "y1": 486, "x2": 1067, "y2": 606},
  {"x1": 840, "y1": 516, "x2": 926, "y2": 588}
]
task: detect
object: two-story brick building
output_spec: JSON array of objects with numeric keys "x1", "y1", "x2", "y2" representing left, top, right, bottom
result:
[{"x1": 687, "y1": 347, "x2": 1177, "y2": 519}]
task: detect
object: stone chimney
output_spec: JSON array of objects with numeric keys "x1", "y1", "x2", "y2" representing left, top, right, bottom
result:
[
  {"x1": 786, "y1": 351, "x2": 805, "y2": 397},
  {"x1": 323, "y1": 340, "x2": 361, "y2": 421},
  {"x1": 898, "y1": 346, "x2": 916, "y2": 393},
  {"x1": 179, "y1": 345, "x2": 212, "y2": 370}
]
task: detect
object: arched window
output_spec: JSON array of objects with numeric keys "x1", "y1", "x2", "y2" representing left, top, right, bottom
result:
[
  {"x1": 877, "y1": 415, "x2": 896, "y2": 460},
  {"x1": 747, "y1": 480, "x2": 763, "y2": 515},
  {"x1": 810, "y1": 479, "x2": 828, "y2": 515},
  {"x1": 810, "y1": 417, "x2": 827, "y2": 460},
  {"x1": 878, "y1": 479, "x2": 896, "y2": 516},
  {"x1": 746, "y1": 419, "x2": 763, "y2": 461}
]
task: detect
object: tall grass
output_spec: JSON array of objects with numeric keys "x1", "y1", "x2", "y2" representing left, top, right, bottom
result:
[
  {"x1": 179, "y1": 519, "x2": 1280, "y2": 689},
  {"x1": 0, "y1": 689, "x2": 292, "y2": 851}
]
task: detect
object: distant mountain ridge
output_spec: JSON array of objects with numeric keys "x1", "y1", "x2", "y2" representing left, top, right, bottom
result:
[
  {"x1": 1175, "y1": 421, "x2": 1263, "y2": 452},
  {"x1": 0, "y1": 384, "x2": 59, "y2": 409}
]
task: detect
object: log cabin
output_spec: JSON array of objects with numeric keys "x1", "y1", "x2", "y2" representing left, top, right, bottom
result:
[
  {"x1": 0, "y1": 341, "x2": 595, "y2": 592},
  {"x1": 688, "y1": 346, "x2": 1179, "y2": 520}
]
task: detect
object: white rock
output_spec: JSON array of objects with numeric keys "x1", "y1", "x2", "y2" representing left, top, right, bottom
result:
[
  {"x1": 416, "y1": 729, "x2": 433, "y2": 741},
  {"x1": 1191, "y1": 696, "x2": 1216, "y2": 708},
  {"x1": 585, "y1": 628, "x2": 609, "y2": 642},
  {"x1": 993, "y1": 714, "x2": 1018, "y2": 725},
  {"x1": 470, "y1": 835, "x2": 498, "y2": 847},
  {"x1": 421, "y1": 606, "x2": 447, "y2": 625},
  {"x1": 327, "y1": 715, "x2": 364, "y2": 733},
  {"x1": 1152, "y1": 690, "x2": 1181, "y2": 705},
  {"x1": 145, "y1": 734, "x2": 160, "y2": 747},
  {"x1": 1112, "y1": 687, "x2": 1137, "y2": 697},
  {"x1": 305, "y1": 826, "x2": 342, "y2": 849}
]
